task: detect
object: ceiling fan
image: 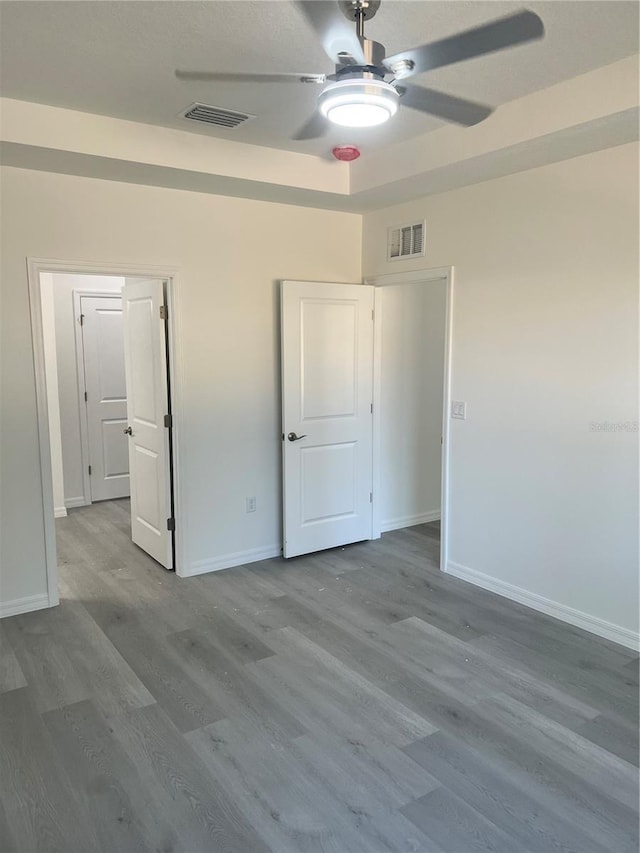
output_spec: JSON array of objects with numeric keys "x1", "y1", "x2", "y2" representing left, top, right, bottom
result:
[{"x1": 176, "y1": 0, "x2": 544, "y2": 140}]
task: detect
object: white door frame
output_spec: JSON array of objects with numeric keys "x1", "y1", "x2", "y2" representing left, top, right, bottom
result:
[
  {"x1": 365, "y1": 266, "x2": 454, "y2": 573},
  {"x1": 27, "y1": 258, "x2": 186, "y2": 609},
  {"x1": 72, "y1": 289, "x2": 126, "y2": 507}
]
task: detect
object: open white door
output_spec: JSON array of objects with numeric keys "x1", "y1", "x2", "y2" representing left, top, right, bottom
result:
[
  {"x1": 122, "y1": 278, "x2": 173, "y2": 569},
  {"x1": 281, "y1": 280, "x2": 374, "y2": 558},
  {"x1": 80, "y1": 295, "x2": 130, "y2": 502}
]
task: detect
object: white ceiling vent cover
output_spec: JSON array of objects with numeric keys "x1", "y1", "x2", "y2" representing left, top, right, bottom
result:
[
  {"x1": 182, "y1": 102, "x2": 254, "y2": 128},
  {"x1": 387, "y1": 221, "x2": 426, "y2": 261}
]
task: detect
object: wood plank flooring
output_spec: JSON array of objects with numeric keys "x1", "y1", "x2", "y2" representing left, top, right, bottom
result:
[{"x1": 1, "y1": 498, "x2": 638, "y2": 852}]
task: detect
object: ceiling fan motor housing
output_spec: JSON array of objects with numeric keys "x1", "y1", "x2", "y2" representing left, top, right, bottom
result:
[{"x1": 350, "y1": 38, "x2": 386, "y2": 69}]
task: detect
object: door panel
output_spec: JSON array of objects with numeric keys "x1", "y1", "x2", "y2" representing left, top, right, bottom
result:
[
  {"x1": 301, "y1": 441, "x2": 357, "y2": 522},
  {"x1": 101, "y1": 419, "x2": 129, "y2": 478},
  {"x1": 281, "y1": 280, "x2": 374, "y2": 558},
  {"x1": 81, "y1": 295, "x2": 130, "y2": 501},
  {"x1": 302, "y1": 300, "x2": 357, "y2": 418},
  {"x1": 132, "y1": 445, "x2": 161, "y2": 531},
  {"x1": 122, "y1": 278, "x2": 173, "y2": 569}
]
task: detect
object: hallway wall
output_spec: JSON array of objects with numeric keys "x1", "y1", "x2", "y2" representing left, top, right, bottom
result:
[{"x1": 378, "y1": 279, "x2": 447, "y2": 531}]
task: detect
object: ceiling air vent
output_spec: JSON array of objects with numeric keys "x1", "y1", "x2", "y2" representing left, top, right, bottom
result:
[
  {"x1": 387, "y1": 220, "x2": 426, "y2": 261},
  {"x1": 182, "y1": 102, "x2": 254, "y2": 128}
]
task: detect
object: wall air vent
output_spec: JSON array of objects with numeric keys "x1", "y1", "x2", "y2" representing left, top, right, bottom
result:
[
  {"x1": 387, "y1": 220, "x2": 426, "y2": 261},
  {"x1": 181, "y1": 102, "x2": 254, "y2": 128}
]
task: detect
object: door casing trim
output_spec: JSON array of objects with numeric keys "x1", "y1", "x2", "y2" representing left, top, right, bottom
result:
[
  {"x1": 27, "y1": 257, "x2": 187, "y2": 612},
  {"x1": 365, "y1": 265, "x2": 454, "y2": 573}
]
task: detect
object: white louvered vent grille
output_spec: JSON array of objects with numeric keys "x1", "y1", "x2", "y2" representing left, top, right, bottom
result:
[
  {"x1": 387, "y1": 221, "x2": 426, "y2": 261},
  {"x1": 182, "y1": 103, "x2": 254, "y2": 128}
]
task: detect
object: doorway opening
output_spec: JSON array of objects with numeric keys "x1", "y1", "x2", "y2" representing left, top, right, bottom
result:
[
  {"x1": 41, "y1": 274, "x2": 130, "y2": 512},
  {"x1": 279, "y1": 269, "x2": 452, "y2": 571},
  {"x1": 369, "y1": 267, "x2": 453, "y2": 572},
  {"x1": 28, "y1": 259, "x2": 183, "y2": 610}
]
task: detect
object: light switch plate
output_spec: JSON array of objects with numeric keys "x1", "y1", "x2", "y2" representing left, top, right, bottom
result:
[{"x1": 451, "y1": 401, "x2": 467, "y2": 420}]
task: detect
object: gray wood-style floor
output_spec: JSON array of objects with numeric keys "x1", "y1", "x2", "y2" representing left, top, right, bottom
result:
[{"x1": 1, "y1": 499, "x2": 638, "y2": 853}]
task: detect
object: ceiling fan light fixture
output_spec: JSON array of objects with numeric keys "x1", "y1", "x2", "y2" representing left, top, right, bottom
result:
[{"x1": 318, "y1": 78, "x2": 399, "y2": 128}]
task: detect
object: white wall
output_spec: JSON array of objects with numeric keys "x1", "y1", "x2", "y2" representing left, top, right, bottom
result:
[
  {"x1": 39, "y1": 273, "x2": 66, "y2": 517},
  {"x1": 2, "y1": 143, "x2": 637, "y2": 646},
  {"x1": 378, "y1": 280, "x2": 446, "y2": 531},
  {"x1": 51, "y1": 273, "x2": 124, "y2": 506},
  {"x1": 0, "y1": 166, "x2": 361, "y2": 609},
  {"x1": 363, "y1": 142, "x2": 639, "y2": 645}
]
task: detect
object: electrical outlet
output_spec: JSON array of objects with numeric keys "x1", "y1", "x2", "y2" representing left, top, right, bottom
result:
[
  {"x1": 246, "y1": 496, "x2": 257, "y2": 513},
  {"x1": 451, "y1": 401, "x2": 467, "y2": 420}
]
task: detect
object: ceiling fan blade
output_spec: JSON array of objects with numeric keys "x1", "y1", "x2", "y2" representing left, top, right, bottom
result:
[
  {"x1": 384, "y1": 10, "x2": 544, "y2": 78},
  {"x1": 292, "y1": 112, "x2": 329, "y2": 141},
  {"x1": 176, "y1": 70, "x2": 325, "y2": 84},
  {"x1": 398, "y1": 84, "x2": 493, "y2": 126},
  {"x1": 294, "y1": 0, "x2": 367, "y2": 65}
]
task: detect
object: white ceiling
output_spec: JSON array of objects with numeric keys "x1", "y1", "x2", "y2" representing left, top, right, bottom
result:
[{"x1": 0, "y1": 1, "x2": 638, "y2": 158}]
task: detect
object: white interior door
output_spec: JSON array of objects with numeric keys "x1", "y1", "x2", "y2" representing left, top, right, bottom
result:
[
  {"x1": 80, "y1": 295, "x2": 130, "y2": 502},
  {"x1": 122, "y1": 278, "x2": 173, "y2": 569},
  {"x1": 281, "y1": 280, "x2": 374, "y2": 558}
]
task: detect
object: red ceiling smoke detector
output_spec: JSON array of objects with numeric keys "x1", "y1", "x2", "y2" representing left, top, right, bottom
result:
[{"x1": 332, "y1": 145, "x2": 361, "y2": 162}]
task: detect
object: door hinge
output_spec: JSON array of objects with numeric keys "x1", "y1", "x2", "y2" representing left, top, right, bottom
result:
[
  {"x1": 159, "y1": 305, "x2": 168, "y2": 320},
  {"x1": 79, "y1": 313, "x2": 85, "y2": 326},
  {"x1": 163, "y1": 414, "x2": 173, "y2": 428},
  {"x1": 370, "y1": 491, "x2": 373, "y2": 503},
  {"x1": 88, "y1": 465, "x2": 92, "y2": 476},
  {"x1": 370, "y1": 402, "x2": 373, "y2": 414},
  {"x1": 371, "y1": 309, "x2": 374, "y2": 321},
  {"x1": 84, "y1": 391, "x2": 88, "y2": 402},
  {"x1": 167, "y1": 517, "x2": 175, "y2": 532}
]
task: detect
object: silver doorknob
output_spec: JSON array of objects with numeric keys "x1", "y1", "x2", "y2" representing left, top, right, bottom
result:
[
  {"x1": 123, "y1": 426, "x2": 133, "y2": 435},
  {"x1": 287, "y1": 432, "x2": 307, "y2": 442}
]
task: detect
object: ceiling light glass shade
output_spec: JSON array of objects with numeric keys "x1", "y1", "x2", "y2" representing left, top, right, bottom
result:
[{"x1": 318, "y1": 79, "x2": 399, "y2": 128}]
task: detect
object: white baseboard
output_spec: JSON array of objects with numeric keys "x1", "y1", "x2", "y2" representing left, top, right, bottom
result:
[
  {"x1": 54, "y1": 506, "x2": 68, "y2": 518},
  {"x1": 381, "y1": 510, "x2": 440, "y2": 533},
  {"x1": 186, "y1": 544, "x2": 283, "y2": 577},
  {"x1": 65, "y1": 496, "x2": 88, "y2": 509},
  {"x1": 0, "y1": 593, "x2": 52, "y2": 619},
  {"x1": 446, "y1": 560, "x2": 639, "y2": 651}
]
